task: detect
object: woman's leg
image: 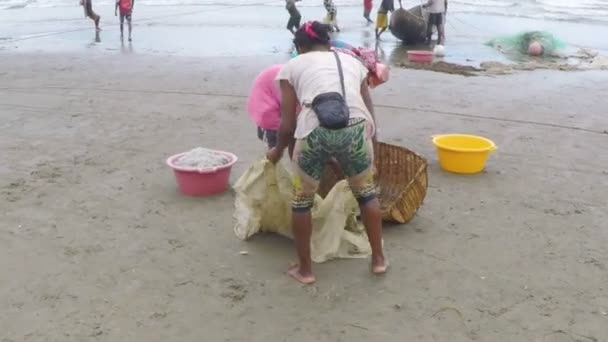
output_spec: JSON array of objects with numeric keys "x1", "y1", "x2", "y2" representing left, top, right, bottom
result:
[
  {"x1": 294, "y1": 13, "x2": 302, "y2": 30},
  {"x1": 86, "y1": 1, "x2": 100, "y2": 30},
  {"x1": 355, "y1": 181, "x2": 386, "y2": 273},
  {"x1": 437, "y1": 15, "x2": 445, "y2": 45},
  {"x1": 289, "y1": 208, "x2": 314, "y2": 284},
  {"x1": 286, "y1": 12, "x2": 296, "y2": 32},
  {"x1": 375, "y1": 13, "x2": 386, "y2": 38},
  {"x1": 289, "y1": 136, "x2": 328, "y2": 284},
  {"x1": 127, "y1": 13, "x2": 132, "y2": 40},
  {"x1": 335, "y1": 123, "x2": 387, "y2": 273},
  {"x1": 426, "y1": 17, "x2": 434, "y2": 44}
]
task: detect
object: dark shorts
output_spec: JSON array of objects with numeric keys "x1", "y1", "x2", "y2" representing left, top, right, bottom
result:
[
  {"x1": 428, "y1": 13, "x2": 443, "y2": 26},
  {"x1": 257, "y1": 127, "x2": 278, "y2": 149},
  {"x1": 119, "y1": 12, "x2": 132, "y2": 22}
]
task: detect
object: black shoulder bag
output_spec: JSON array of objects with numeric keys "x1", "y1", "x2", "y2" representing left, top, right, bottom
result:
[{"x1": 311, "y1": 51, "x2": 350, "y2": 130}]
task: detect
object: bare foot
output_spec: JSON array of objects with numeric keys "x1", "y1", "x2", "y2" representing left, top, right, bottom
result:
[
  {"x1": 287, "y1": 265, "x2": 316, "y2": 285},
  {"x1": 371, "y1": 256, "x2": 389, "y2": 275}
]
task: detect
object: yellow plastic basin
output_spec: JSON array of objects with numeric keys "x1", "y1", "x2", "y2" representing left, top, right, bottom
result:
[{"x1": 432, "y1": 134, "x2": 497, "y2": 174}]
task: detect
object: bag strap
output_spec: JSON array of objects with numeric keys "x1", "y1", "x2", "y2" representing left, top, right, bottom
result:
[{"x1": 333, "y1": 50, "x2": 346, "y2": 99}]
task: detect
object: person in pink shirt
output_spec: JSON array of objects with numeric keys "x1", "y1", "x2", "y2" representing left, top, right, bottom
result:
[
  {"x1": 247, "y1": 64, "x2": 283, "y2": 149},
  {"x1": 248, "y1": 63, "x2": 344, "y2": 184}
]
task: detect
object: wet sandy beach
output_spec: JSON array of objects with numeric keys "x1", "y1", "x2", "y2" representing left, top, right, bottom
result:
[
  {"x1": 2, "y1": 4, "x2": 607, "y2": 63},
  {"x1": 2, "y1": 3, "x2": 608, "y2": 341},
  {"x1": 1, "y1": 50, "x2": 607, "y2": 341}
]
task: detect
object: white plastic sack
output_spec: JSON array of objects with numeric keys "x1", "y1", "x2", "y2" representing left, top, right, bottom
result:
[{"x1": 234, "y1": 158, "x2": 371, "y2": 263}]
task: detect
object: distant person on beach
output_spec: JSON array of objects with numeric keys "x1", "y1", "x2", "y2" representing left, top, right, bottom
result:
[
  {"x1": 422, "y1": 0, "x2": 447, "y2": 45},
  {"x1": 247, "y1": 65, "x2": 283, "y2": 149},
  {"x1": 323, "y1": 0, "x2": 340, "y2": 32},
  {"x1": 267, "y1": 21, "x2": 387, "y2": 284},
  {"x1": 286, "y1": 0, "x2": 302, "y2": 35},
  {"x1": 375, "y1": 0, "x2": 395, "y2": 39},
  {"x1": 115, "y1": 0, "x2": 134, "y2": 41},
  {"x1": 363, "y1": 0, "x2": 373, "y2": 24},
  {"x1": 80, "y1": 0, "x2": 100, "y2": 31}
]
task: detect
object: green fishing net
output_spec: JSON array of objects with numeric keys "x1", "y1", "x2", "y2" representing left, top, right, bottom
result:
[{"x1": 486, "y1": 31, "x2": 566, "y2": 56}]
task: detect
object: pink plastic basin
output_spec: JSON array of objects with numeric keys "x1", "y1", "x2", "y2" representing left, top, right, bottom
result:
[
  {"x1": 407, "y1": 50, "x2": 433, "y2": 63},
  {"x1": 166, "y1": 150, "x2": 238, "y2": 196}
]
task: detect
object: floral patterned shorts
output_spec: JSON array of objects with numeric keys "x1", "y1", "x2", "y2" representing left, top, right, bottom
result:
[{"x1": 291, "y1": 120, "x2": 376, "y2": 211}]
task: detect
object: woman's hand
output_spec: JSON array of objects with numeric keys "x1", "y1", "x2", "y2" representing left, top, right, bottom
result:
[{"x1": 266, "y1": 147, "x2": 284, "y2": 164}]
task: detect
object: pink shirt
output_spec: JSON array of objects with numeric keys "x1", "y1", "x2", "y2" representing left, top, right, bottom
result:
[{"x1": 247, "y1": 64, "x2": 283, "y2": 130}]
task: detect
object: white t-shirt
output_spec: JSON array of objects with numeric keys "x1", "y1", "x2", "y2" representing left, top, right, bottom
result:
[
  {"x1": 277, "y1": 51, "x2": 375, "y2": 139},
  {"x1": 428, "y1": 0, "x2": 445, "y2": 13}
]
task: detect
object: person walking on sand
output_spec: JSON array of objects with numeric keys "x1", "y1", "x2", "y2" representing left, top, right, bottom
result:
[
  {"x1": 80, "y1": 0, "x2": 100, "y2": 31},
  {"x1": 286, "y1": 0, "x2": 302, "y2": 35},
  {"x1": 375, "y1": 0, "x2": 395, "y2": 39},
  {"x1": 423, "y1": 0, "x2": 447, "y2": 45},
  {"x1": 267, "y1": 21, "x2": 388, "y2": 285},
  {"x1": 323, "y1": 0, "x2": 340, "y2": 32},
  {"x1": 363, "y1": 0, "x2": 374, "y2": 23},
  {"x1": 115, "y1": 0, "x2": 134, "y2": 41}
]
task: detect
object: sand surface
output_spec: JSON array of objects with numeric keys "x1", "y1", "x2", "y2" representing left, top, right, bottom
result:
[{"x1": 1, "y1": 53, "x2": 608, "y2": 341}]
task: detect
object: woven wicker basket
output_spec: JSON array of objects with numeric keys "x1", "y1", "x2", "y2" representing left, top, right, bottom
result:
[{"x1": 317, "y1": 142, "x2": 428, "y2": 224}]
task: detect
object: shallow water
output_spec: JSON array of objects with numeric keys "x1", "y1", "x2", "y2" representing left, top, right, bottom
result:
[
  {"x1": 0, "y1": 3, "x2": 606, "y2": 71},
  {"x1": 2, "y1": 0, "x2": 608, "y2": 24}
]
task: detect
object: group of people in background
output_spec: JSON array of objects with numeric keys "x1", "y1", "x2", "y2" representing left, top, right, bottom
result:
[
  {"x1": 374, "y1": 0, "x2": 399, "y2": 39},
  {"x1": 286, "y1": 0, "x2": 396, "y2": 38},
  {"x1": 81, "y1": 0, "x2": 447, "y2": 46},
  {"x1": 285, "y1": 0, "x2": 447, "y2": 44},
  {"x1": 286, "y1": 0, "x2": 342, "y2": 33},
  {"x1": 80, "y1": 0, "x2": 135, "y2": 41}
]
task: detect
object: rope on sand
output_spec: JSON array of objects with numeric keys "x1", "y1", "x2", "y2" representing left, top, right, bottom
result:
[
  {"x1": 0, "y1": 85, "x2": 606, "y2": 135},
  {"x1": 448, "y1": 13, "x2": 498, "y2": 35}
]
